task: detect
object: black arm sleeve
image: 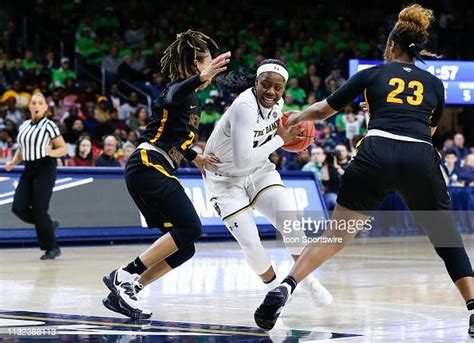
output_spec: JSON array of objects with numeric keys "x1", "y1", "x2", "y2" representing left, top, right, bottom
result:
[
  {"x1": 164, "y1": 74, "x2": 204, "y2": 104},
  {"x1": 326, "y1": 68, "x2": 372, "y2": 111},
  {"x1": 430, "y1": 77, "x2": 445, "y2": 127},
  {"x1": 183, "y1": 148, "x2": 198, "y2": 161}
]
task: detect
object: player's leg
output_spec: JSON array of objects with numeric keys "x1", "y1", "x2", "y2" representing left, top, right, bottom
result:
[
  {"x1": 397, "y1": 143, "x2": 474, "y2": 335},
  {"x1": 139, "y1": 244, "x2": 196, "y2": 286},
  {"x1": 223, "y1": 209, "x2": 277, "y2": 286},
  {"x1": 254, "y1": 137, "x2": 389, "y2": 330},
  {"x1": 103, "y1": 242, "x2": 195, "y2": 319},
  {"x1": 103, "y1": 150, "x2": 201, "y2": 319},
  {"x1": 205, "y1": 171, "x2": 278, "y2": 287},
  {"x1": 252, "y1": 181, "x2": 332, "y2": 305},
  {"x1": 254, "y1": 203, "x2": 368, "y2": 330}
]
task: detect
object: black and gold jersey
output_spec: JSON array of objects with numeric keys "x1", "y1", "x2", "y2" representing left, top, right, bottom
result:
[
  {"x1": 139, "y1": 74, "x2": 203, "y2": 168},
  {"x1": 327, "y1": 61, "x2": 445, "y2": 143}
]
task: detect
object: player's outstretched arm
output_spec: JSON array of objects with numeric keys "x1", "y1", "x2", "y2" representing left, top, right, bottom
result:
[{"x1": 286, "y1": 100, "x2": 337, "y2": 126}]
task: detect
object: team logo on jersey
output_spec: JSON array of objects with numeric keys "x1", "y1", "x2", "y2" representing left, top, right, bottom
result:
[
  {"x1": 403, "y1": 67, "x2": 412, "y2": 72},
  {"x1": 272, "y1": 111, "x2": 278, "y2": 118},
  {"x1": 188, "y1": 114, "x2": 200, "y2": 129},
  {"x1": 213, "y1": 202, "x2": 221, "y2": 216},
  {"x1": 168, "y1": 147, "x2": 183, "y2": 165}
]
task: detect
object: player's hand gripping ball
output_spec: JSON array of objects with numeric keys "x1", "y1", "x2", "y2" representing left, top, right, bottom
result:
[{"x1": 281, "y1": 111, "x2": 316, "y2": 153}]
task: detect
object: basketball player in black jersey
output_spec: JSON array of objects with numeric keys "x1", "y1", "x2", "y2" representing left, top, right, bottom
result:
[
  {"x1": 255, "y1": 5, "x2": 474, "y2": 336},
  {"x1": 102, "y1": 30, "x2": 230, "y2": 319}
]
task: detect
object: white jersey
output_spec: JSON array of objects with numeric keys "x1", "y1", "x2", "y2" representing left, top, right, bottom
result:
[{"x1": 204, "y1": 88, "x2": 284, "y2": 176}]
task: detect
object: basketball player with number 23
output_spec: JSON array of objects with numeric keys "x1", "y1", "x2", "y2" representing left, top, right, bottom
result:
[{"x1": 203, "y1": 59, "x2": 332, "y2": 307}]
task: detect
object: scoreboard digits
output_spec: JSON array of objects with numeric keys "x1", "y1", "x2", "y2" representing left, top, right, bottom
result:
[{"x1": 349, "y1": 59, "x2": 474, "y2": 105}]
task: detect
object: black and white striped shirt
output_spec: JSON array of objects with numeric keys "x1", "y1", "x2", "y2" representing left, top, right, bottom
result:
[{"x1": 17, "y1": 117, "x2": 61, "y2": 161}]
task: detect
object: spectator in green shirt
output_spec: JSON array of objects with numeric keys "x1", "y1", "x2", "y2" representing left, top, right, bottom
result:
[
  {"x1": 118, "y1": 40, "x2": 133, "y2": 59},
  {"x1": 22, "y1": 50, "x2": 36, "y2": 70},
  {"x1": 75, "y1": 27, "x2": 96, "y2": 56},
  {"x1": 285, "y1": 78, "x2": 306, "y2": 106},
  {"x1": 335, "y1": 103, "x2": 355, "y2": 135},
  {"x1": 94, "y1": 7, "x2": 120, "y2": 33},
  {"x1": 282, "y1": 94, "x2": 301, "y2": 113},
  {"x1": 279, "y1": 41, "x2": 293, "y2": 60},
  {"x1": 52, "y1": 57, "x2": 77, "y2": 88},
  {"x1": 199, "y1": 100, "x2": 221, "y2": 140},
  {"x1": 287, "y1": 51, "x2": 307, "y2": 78}
]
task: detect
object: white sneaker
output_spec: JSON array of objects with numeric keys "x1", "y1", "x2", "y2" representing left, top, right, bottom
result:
[
  {"x1": 268, "y1": 318, "x2": 291, "y2": 343},
  {"x1": 300, "y1": 276, "x2": 333, "y2": 306},
  {"x1": 103, "y1": 266, "x2": 148, "y2": 315}
]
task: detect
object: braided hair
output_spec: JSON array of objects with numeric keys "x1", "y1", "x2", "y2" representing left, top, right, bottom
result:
[
  {"x1": 389, "y1": 4, "x2": 441, "y2": 61},
  {"x1": 216, "y1": 59, "x2": 287, "y2": 94},
  {"x1": 160, "y1": 29, "x2": 218, "y2": 81}
]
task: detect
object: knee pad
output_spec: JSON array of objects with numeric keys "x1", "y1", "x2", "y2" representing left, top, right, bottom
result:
[
  {"x1": 238, "y1": 239, "x2": 272, "y2": 275},
  {"x1": 435, "y1": 247, "x2": 473, "y2": 282},
  {"x1": 165, "y1": 244, "x2": 196, "y2": 269},
  {"x1": 224, "y1": 210, "x2": 273, "y2": 275}
]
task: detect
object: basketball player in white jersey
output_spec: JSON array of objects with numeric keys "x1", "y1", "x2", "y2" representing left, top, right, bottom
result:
[{"x1": 204, "y1": 59, "x2": 332, "y2": 306}]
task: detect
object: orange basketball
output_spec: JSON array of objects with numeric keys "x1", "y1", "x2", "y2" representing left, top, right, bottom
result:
[{"x1": 281, "y1": 111, "x2": 315, "y2": 153}]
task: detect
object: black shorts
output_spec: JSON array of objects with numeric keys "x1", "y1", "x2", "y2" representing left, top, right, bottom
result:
[
  {"x1": 124, "y1": 148, "x2": 200, "y2": 234},
  {"x1": 337, "y1": 136, "x2": 451, "y2": 213}
]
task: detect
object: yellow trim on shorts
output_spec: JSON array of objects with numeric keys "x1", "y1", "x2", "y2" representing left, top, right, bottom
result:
[
  {"x1": 163, "y1": 222, "x2": 173, "y2": 228},
  {"x1": 221, "y1": 184, "x2": 284, "y2": 221},
  {"x1": 140, "y1": 149, "x2": 179, "y2": 182}
]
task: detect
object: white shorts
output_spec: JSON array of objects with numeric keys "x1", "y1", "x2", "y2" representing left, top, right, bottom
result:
[{"x1": 204, "y1": 162, "x2": 284, "y2": 220}]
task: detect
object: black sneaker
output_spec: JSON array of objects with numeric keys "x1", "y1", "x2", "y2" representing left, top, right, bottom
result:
[
  {"x1": 40, "y1": 248, "x2": 61, "y2": 260},
  {"x1": 103, "y1": 269, "x2": 119, "y2": 293},
  {"x1": 102, "y1": 292, "x2": 152, "y2": 320},
  {"x1": 103, "y1": 268, "x2": 144, "y2": 296},
  {"x1": 103, "y1": 267, "x2": 149, "y2": 317},
  {"x1": 254, "y1": 285, "x2": 290, "y2": 331},
  {"x1": 469, "y1": 313, "x2": 474, "y2": 337},
  {"x1": 135, "y1": 283, "x2": 144, "y2": 294}
]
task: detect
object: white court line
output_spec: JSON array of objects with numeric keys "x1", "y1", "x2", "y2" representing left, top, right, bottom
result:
[{"x1": 0, "y1": 178, "x2": 93, "y2": 205}]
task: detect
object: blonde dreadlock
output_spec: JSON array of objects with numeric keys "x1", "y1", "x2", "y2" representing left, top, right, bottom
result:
[{"x1": 160, "y1": 29, "x2": 218, "y2": 81}]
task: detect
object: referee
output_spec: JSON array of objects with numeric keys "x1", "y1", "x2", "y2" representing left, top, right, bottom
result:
[{"x1": 5, "y1": 93, "x2": 67, "y2": 260}]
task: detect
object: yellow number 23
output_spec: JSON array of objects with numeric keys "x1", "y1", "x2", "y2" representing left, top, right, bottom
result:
[{"x1": 387, "y1": 78, "x2": 424, "y2": 106}]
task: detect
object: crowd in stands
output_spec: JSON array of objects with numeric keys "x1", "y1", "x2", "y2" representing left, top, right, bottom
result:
[{"x1": 0, "y1": 1, "x2": 473, "y2": 209}]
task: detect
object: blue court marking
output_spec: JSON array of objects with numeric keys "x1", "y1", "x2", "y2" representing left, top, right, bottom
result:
[{"x1": 0, "y1": 310, "x2": 361, "y2": 342}]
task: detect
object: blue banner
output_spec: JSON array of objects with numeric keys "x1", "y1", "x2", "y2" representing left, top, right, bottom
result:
[{"x1": 0, "y1": 167, "x2": 326, "y2": 243}]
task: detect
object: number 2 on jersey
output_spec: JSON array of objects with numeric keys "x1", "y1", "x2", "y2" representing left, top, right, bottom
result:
[
  {"x1": 181, "y1": 132, "x2": 195, "y2": 150},
  {"x1": 387, "y1": 78, "x2": 424, "y2": 105}
]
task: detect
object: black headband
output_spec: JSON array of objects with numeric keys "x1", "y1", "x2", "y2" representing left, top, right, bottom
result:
[{"x1": 388, "y1": 29, "x2": 426, "y2": 64}]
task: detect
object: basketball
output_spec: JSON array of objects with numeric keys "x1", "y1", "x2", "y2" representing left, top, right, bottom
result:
[{"x1": 281, "y1": 111, "x2": 316, "y2": 153}]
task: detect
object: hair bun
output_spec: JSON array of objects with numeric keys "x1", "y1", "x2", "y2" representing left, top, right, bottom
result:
[{"x1": 398, "y1": 4, "x2": 433, "y2": 30}]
